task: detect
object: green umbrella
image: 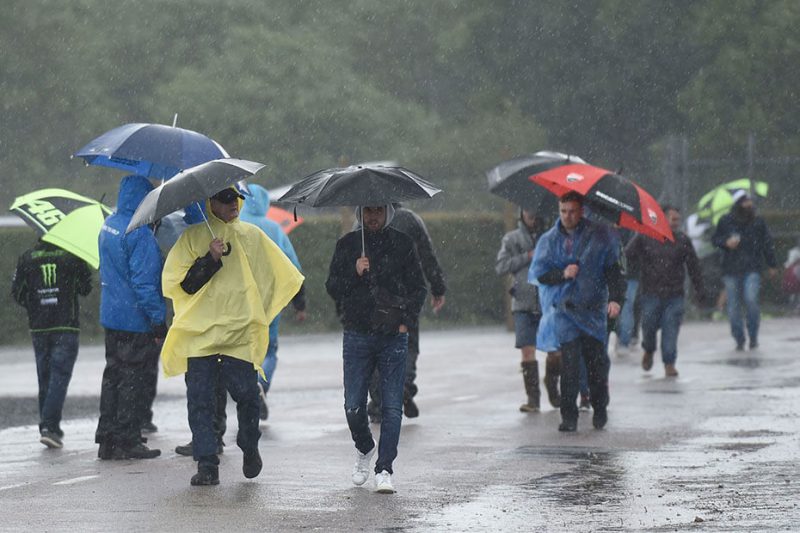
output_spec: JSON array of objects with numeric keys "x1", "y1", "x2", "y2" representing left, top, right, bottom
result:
[
  {"x1": 696, "y1": 178, "x2": 768, "y2": 225},
  {"x1": 9, "y1": 188, "x2": 112, "y2": 269}
]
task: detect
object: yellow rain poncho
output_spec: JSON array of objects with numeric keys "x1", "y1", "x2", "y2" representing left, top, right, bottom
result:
[{"x1": 160, "y1": 203, "x2": 304, "y2": 377}]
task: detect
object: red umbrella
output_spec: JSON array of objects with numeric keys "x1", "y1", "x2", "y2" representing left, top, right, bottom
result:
[
  {"x1": 529, "y1": 162, "x2": 674, "y2": 242},
  {"x1": 267, "y1": 205, "x2": 304, "y2": 234}
]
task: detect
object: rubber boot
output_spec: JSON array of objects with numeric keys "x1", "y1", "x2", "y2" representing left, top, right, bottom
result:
[
  {"x1": 519, "y1": 361, "x2": 541, "y2": 412},
  {"x1": 543, "y1": 352, "x2": 561, "y2": 408}
]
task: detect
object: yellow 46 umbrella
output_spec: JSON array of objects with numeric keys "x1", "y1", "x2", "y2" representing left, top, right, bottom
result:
[{"x1": 9, "y1": 188, "x2": 112, "y2": 269}]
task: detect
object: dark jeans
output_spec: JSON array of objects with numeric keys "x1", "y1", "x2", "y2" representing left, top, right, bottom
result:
[
  {"x1": 640, "y1": 294, "x2": 685, "y2": 365},
  {"x1": 186, "y1": 355, "x2": 260, "y2": 466},
  {"x1": 183, "y1": 367, "x2": 228, "y2": 443},
  {"x1": 343, "y1": 330, "x2": 408, "y2": 475},
  {"x1": 367, "y1": 325, "x2": 419, "y2": 414},
  {"x1": 560, "y1": 334, "x2": 609, "y2": 423},
  {"x1": 31, "y1": 331, "x2": 79, "y2": 434},
  {"x1": 95, "y1": 329, "x2": 159, "y2": 447}
]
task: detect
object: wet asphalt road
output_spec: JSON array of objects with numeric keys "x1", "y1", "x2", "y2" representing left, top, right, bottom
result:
[{"x1": 1, "y1": 319, "x2": 799, "y2": 532}]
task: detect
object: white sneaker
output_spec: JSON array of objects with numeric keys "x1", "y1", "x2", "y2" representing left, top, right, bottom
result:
[
  {"x1": 375, "y1": 470, "x2": 395, "y2": 494},
  {"x1": 351, "y1": 442, "x2": 376, "y2": 486}
]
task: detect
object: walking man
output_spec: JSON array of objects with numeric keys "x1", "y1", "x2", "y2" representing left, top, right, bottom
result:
[
  {"x1": 95, "y1": 175, "x2": 166, "y2": 460},
  {"x1": 530, "y1": 192, "x2": 625, "y2": 432},
  {"x1": 161, "y1": 186, "x2": 303, "y2": 486},
  {"x1": 626, "y1": 206, "x2": 705, "y2": 377},
  {"x1": 326, "y1": 205, "x2": 426, "y2": 493},
  {"x1": 367, "y1": 202, "x2": 446, "y2": 422},
  {"x1": 711, "y1": 191, "x2": 778, "y2": 350},
  {"x1": 495, "y1": 208, "x2": 551, "y2": 412},
  {"x1": 12, "y1": 240, "x2": 92, "y2": 448}
]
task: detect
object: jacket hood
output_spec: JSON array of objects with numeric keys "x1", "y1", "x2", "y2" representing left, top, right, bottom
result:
[
  {"x1": 117, "y1": 175, "x2": 154, "y2": 216},
  {"x1": 354, "y1": 205, "x2": 395, "y2": 231},
  {"x1": 242, "y1": 184, "x2": 270, "y2": 218}
]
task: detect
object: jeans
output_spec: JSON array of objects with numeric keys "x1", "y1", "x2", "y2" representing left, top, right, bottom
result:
[
  {"x1": 343, "y1": 330, "x2": 408, "y2": 475},
  {"x1": 723, "y1": 273, "x2": 762, "y2": 346},
  {"x1": 560, "y1": 334, "x2": 609, "y2": 423},
  {"x1": 96, "y1": 329, "x2": 159, "y2": 447},
  {"x1": 187, "y1": 355, "x2": 261, "y2": 465},
  {"x1": 31, "y1": 331, "x2": 79, "y2": 434},
  {"x1": 258, "y1": 318, "x2": 280, "y2": 393},
  {"x1": 367, "y1": 324, "x2": 420, "y2": 414},
  {"x1": 617, "y1": 279, "x2": 639, "y2": 346},
  {"x1": 640, "y1": 294, "x2": 685, "y2": 365}
]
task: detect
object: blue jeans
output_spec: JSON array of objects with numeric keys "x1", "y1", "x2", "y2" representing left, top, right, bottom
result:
[
  {"x1": 343, "y1": 330, "x2": 408, "y2": 475},
  {"x1": 723, "y1": 273, "x2": 761, "y2": 346},
  {"x1": 258, "y1": 318, "x2": 280, "y2": 393},
  {"x1": 32, "y1": 331, "x2": 79, "y2": 434},
  {"x1": 617, "y1": 279, "x2": 640, "y2": 346},
  {"x1": 186, "y1": 355, "x2": 261, "y2": 465},
  {"x1": 640, "y1": 294, "x2": 685, "y2": 365}
]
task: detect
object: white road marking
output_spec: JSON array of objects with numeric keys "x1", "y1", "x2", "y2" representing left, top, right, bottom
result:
[
  {"x1": 52, "y1": 475, "x2": 99, "y2": 486},
  {"x1": 0, "y1": 483, "x2": 26, "y2": 491}
]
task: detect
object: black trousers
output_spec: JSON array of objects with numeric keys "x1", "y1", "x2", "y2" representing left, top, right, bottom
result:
[
  {"x1": 95, "y1": 329, "x2": 159, "y2": 447},
  {"x1": 560, "y1": 334, "x2": 609, "y2": 423}
]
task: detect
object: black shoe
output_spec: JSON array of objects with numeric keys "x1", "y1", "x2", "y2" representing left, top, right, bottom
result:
[
  {"x1": 113, "y1": 442, "x2": 161, "y2": 460},
  {"x1": 175, "y1": 440, "x2": 224, "y2": 456},
  {"x1": 558, "y1": 420, "x2": 577, "y2": 432},
  {"x1": 592, "y1": 409, "x2": 608, "y2": 430},
  {"x1": 259, "y1": 396, "x2": 269, "y2": 421},
  {"x1": 579, "y1": 394, "x2": 591, "y2": 411},
  {"x1": 191, "y1": 464, "x2": 220, "y2": 486},
  {"x1": 98, "y1": 441, "x2": 114, "y2": 460},
  {"x1": 735, "y1": 342, "x2": 745, "y2": 351},
  {"x1": 749, "y1": 340, "x2": 759, "y2": 350},
  {"x1": 141, "y1": 421, "x2": 158, "y2": 434},
  {"x1": 242, "y1": 448, "x2": 262, "y2": 479},
  {"x1": 403, "y1": 398, "x2": 419, "y2": 418},
  {"x1": 39, "y1": 429, "x2": 63, "y2": 449}
]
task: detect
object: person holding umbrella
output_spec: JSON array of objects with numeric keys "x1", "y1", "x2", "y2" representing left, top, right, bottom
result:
[
  {"x1": 326, "y1": 204, "x2": 427, "y2": 493},
  {"x1": 95, "y1": 175, "x2": 167, "y2": 460},
  {"x1": 160, "y1": 186, "x2": 303, "y2": 486},
  {"x1": 530, "y1": 192, "x2": 625, "y2": 432},
  {"x1": 11, "y1": 240, "x2": 92, "y2": 448}
]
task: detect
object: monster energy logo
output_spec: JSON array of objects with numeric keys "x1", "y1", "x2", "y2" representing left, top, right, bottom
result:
[{"x1": 41, "y1": 263, "x2": 57, "y2": 287}]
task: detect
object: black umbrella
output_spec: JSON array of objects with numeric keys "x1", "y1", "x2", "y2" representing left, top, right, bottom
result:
[
  {"x1": 486, "y1": 151, "x2": 586, "y2": 216},
  {"x1": 277, "y1": 163, "x2": 442, "y2": 254},
  {"x1": 126, "y1": 158, "x2": 264, "y2": 236}
]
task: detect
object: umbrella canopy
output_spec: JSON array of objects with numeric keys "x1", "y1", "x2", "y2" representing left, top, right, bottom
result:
[
  {"x1": 277, "y1": 164, "x2": 441, "y2": 207},
  {"x1": 127, "y1": 158, "x2": 264, "y2": 233},
  {"x1": 696, "y1": 179, "x2": 768, "y2": 225},
  {"x1": 486, "y1": 151, "x2": 586, "y2": 215},
  {"x1": 9, "y1": 188, "x2": 112, "y2": 268},
  {"x1": 74, "y1": 123, "x2": 229, "y2": 180},
  {"x1": 530, "y1": 163, "x2": 674, "y2": 242}
]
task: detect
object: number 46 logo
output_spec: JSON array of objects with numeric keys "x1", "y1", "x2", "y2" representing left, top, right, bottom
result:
[{"x1": 25, "y1": 200, "x2": 65, "y2": 227}]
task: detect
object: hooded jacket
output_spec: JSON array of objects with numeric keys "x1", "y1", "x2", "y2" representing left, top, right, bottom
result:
[
  {"x1": 711, "y1": 204, "x2": 777, "y2": 275},
  {"x1": 529, "y1": 217, "x2": 624, "y2": 343},
  {"x1": 99, "y1": 175, "x2": 166, "y2": 333},
  {"x1": 326, "y1": 206, "x2": 427, "y2": 333},
  {"x1": 496, "y1": 218, "x2": 543, "y2": 313},
  {"x1": 390, "y1": 205, "x2": 447, "y2": 298},
  {"x1": 240, "y1": 184, "x2": 305, "y2": 311},
  {"x1": 160, "y1": 196, "x2": 304, "y2": 377}
]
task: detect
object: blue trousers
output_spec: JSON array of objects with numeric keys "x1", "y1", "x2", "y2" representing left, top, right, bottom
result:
[
  {"x1": 343, "y1": 330, "x2": 408, "y2": 475},
  {"x1": 186, "y1": 355, "x2": 261, "y2": 465},
  {"x1": 617, "y1": 279, "x2": 640, "y2": 346},
  {"x1": 32, "y1": 331, "x2": 79, "y2": 434},
  {"x1": 640, "y1": 294, "x2": 685, "y2": 365},
  {"x1": 723, "y1": 272, "x2": 762, "y2": 346},
  {"x1": 258, "y1": 318, "x2": 280, "y2": 393}
]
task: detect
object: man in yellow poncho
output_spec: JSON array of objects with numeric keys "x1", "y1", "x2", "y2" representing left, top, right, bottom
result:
[{"x1": 161, "y1": 186, "x2": 303, "y2": 486}]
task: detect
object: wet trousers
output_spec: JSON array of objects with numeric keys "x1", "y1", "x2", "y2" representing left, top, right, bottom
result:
[
  {"x1": 32, "y1": 331, "x2": 79, "y2": 434},
  {"x1": 560, "y1": 334, "x2": 609, "y2": 423}
]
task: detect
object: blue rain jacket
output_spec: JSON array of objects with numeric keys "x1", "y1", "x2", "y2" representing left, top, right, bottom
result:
[
  {"x1": 240, "y1": 184, "x2": 302, "y2": 270},
  {"x1": 529, "y1": 217, "x2": 620, "y2": 344},
  {"x1": 99, "y1": 175, "x2": 166, "y2": 332}
]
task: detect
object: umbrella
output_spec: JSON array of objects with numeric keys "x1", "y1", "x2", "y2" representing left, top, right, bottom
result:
[
  {"x1": 9, "y1": 188, "x2": 112, "y2": 268},
  {"x1": 277, "y1": 164, "x2": 441, "y2": 207},
  {"x1": 74, "y1": 122, "x2": 229, "y2": 181},
  {"x1": 267, "y1": 206, "x2": 304, "y2": 234},
  {"x1": 486, "y1": 151, "x2": 586, "y2": 215},
  {"x1": 696, "y1": 179, "x2": 768, "y2": 225},
  {"x1": 277, "y1": 163, "x2": 442, "y2": 254},
  {"x1": 127, "y1": 158, "x2": 265, "y2": 235},
  {"x1": 530, "y1": 162, "x2": 674, "y2": 242}
]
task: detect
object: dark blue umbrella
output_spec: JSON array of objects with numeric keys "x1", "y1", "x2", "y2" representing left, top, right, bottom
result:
[{"x1": 73, "y1": 123, "x2": 229, "y2": 180}]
